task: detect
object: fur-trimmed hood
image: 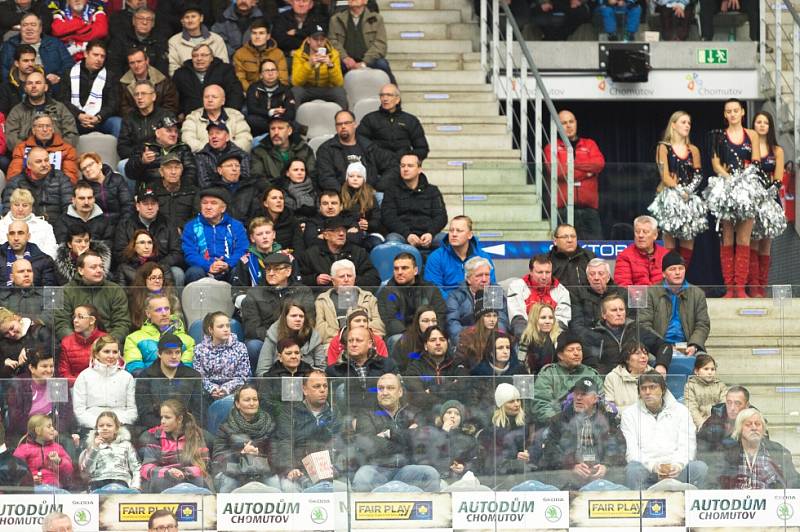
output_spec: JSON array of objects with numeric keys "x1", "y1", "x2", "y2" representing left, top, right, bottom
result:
[{"x1": 55, "y1": 240, "x2": 112, "y2": 285}]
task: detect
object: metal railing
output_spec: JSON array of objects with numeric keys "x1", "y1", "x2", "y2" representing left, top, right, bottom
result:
[{"x1": 478, "y1": 0, "x2": 576, "y2": 230}]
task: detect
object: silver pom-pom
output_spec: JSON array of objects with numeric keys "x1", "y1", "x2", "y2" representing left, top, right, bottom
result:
[
  {"x1": 648, "y1": 186, "x2": 709, "y2": 240},
  {"x1": 703, "y1": 166, "x2": 768, "y2": 222},
  {"x1": 752, "y1": 195, "x2": 787, "y2": 240}
]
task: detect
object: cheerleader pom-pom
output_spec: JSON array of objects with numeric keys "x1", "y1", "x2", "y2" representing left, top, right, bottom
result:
[
  {"x1": 703, "y1": 167, "x2": 767, "y2": 222},
  {"x1": 649, "y1": 187, "x2": 708, "y2": 240},
  {"x1": 752, "y1": 199, "x2": 788, "y2": 240}
]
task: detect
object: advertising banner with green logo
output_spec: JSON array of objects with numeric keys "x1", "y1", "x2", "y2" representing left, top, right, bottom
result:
[
  {"x1": 450, "y1": 491, "x2": 569, "y2": 529},
  {"x1": 0, "y1": 494, "x2": 98, "y2": 531},
  {"x1": 685, "y1": 489, "x2": 800, "y2": 528},
  {"x1": 216, "y1": 493, "x2": 334, "y2": 530}
]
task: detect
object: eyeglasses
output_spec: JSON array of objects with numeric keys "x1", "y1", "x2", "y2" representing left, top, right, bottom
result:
[
  {"x1": 335, "y1": 120, "x2": 354, "y2": 127},
  {"x1": 555, "y1": 234, "x2": 577, "y2": 240},
  {"x1": 262, "y1": 68, "x2": 278, "y2": 72},
  {"x1": 134, "y1": 15, "x2": 155, "y2": 22},
  {"x1": 133, "y1": 91, "x2": 156, "y2": 97},
  {"x1": 74, "y1": 314, "x2": 92, "y2": 320}
]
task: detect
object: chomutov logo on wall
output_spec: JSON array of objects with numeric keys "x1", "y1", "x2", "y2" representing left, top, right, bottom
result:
[
  {"x1": 686, "y1": 72, "x2": 702, "y2": 92},
  {"x1": 588, "y1": 498, "x2": 667, "y2": 519}
]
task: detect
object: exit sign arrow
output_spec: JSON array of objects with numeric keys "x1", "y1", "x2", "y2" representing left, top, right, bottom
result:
[{"x1": 697, "y1": 48, "x2": 728, "y2": 64}]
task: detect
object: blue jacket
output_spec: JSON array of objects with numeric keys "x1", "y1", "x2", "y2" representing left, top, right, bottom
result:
[
  {"x1": 445, "y1": 283, "x2": 510, "y2": 345},
  {"x1": 1, "y1": 34, "x2": 74, "y2": 84},
  {"x1": 424, "y1": 235, "x2": 496, "y2": 297},
  {"x1": 181, "y1": 213, "x2": 249, "y2": 273}
]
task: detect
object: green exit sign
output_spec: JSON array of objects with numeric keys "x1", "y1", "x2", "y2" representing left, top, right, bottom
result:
[{"x1": 697, "y1": 48, "x2": 728, "y2": 64}]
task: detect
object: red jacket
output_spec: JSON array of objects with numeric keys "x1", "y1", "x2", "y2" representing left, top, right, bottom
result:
[
  {"x1": 326, "y1": 329, "x2": 388, "y2": 366},
  {"x1": 13, "y1": 437, "x2": 73, "y2": 487},
  {"x1": 613, "y1": 244, "x2": 669, "y2": 287},
  {"x1": 544, "y1": 137, "x2": 605, "y2": 209},
  {"x1": 58, "y1": 328, "x2": 106, "y2": 386}
]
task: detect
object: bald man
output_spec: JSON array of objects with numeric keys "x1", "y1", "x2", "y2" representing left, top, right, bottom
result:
[
  {"x1": 2, "y1": 146, "x2": 73, "y2": 224},
  {"x1": 0, "y1": 221, "x2": 57, "y2": 286},
  {"x1": 181, "y1": 84, "x2": 252, "y2": 152},
  {"x1": 357, "y1": 83, "x2": 429, "y2": 161},
  {"x1": 543, "y1": 110, "x2": 606, "y2": 240}
]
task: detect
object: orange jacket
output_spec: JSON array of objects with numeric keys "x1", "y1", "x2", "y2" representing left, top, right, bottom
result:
[{"x1": 7, "y1": 133, "x2": 80, "y2": 184}]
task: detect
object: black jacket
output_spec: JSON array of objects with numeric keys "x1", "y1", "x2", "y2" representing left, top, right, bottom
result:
[
  {"x1": 135, "y1": 361, "x2": 204, "y2": 429},
  {"x1": 245, "y1": 80, "x2": 296, "y2": 122},
  {"x1": 353, "y1": 402, "x2": 418, "y2": 469},
  {"x1": 57, "y1": 61, "x2": 118, "y2": 122},
  {"x1": 172, "y1": 58, "x2": 244, "y2": 116},
  {"x1": 218, "y1": 176, "x2": 263, "y2": 221},
  {"x1": 247, "y1": 206, "x2": 305, "y2": 253},
  {"x1": 126, "y1": 141, "x2": 198, "y2": 185},
  {"x1": 315, "y1": 135, "x2": 399, "y2": 192},
  {"x1": 195, "y1": 141, "x2": 252, "y2": 189},
  {"x1": 118, "y1": 107, "x2": 173, "y2": 160},
  {"x1": 272, "y1": 400, "x2": 342, "y2": 475},
  {"x1": 378, "y1": 276, "x2": 447, "y2": 337},
  {"x1": 548, "y1": 246, "x2": 595, "y2": 290},
  {"x1": 107, "y1": 18, "x2": 170, "y2": 76},
  {"x1": 0, "y1": 242, "x2": 56, "y2": 286},
  {"x1": 296, "y1": 241, "x2": 380, "y2": 287},
  {"x1": 113, "y1": 214, "x2": 184, "y2": 269},
  {"x1": 85, "y1": 164, "x2": 134, "y2": 230},
  {"x1": 301, "y1": 211, "x2": 361, "y2": 249},
  {"x1": 272, "y1": 9, "x2": 328, "y2": 54},
  {"x1": 54, "y1": 240, "x2": 112, "y2": 285},
  {"x1": 55, "y1": 208, "x2": 116, "y2": 244},
  {"x1": 585, "y1": 318, "x2": 672, "y2": 374},
  {"x1": 0, "y1": 0, "x2": 52, "y2": 38},
  {"x1": 570, "y1": 283, "x2": 629, "y2": 346},
  {"x1": 150, "y1": 179, "x2": 199, "y2": 229},
  {"x1": 356, "y1": 104, "x2": 429, "y2": 160},
  {"x1": 0, "y1": 320, "x2": 52, "y2": 378},
  {"x1": 380, "y1": 172, "x2": 447, "y2": 238},
  {"x1": 404, "y1": 352, "x2": 469, "y2": 420},
  {"x1": 0, "y1": 68, "x2": 27, "y2": 116},
  {"x1": 240, "y1": 282, "x2": 315, "y2": 341},
  {"x1": 325, "y1": 352, "x2": 398, "y2": 405},
  {"x1": 0, "y1": 286, "x2": 47, "y2": 318},
  {"x1": 2, "y1": 170, "x2": 72, "y2": 223}
]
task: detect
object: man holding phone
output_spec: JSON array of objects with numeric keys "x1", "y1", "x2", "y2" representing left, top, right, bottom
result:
[{"x1": 290, "y1": 24, "x2": 348, "y2": 109}]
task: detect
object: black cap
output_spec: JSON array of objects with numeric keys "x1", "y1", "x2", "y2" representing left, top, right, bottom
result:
[
  {"x1": 556, "y1": 330, "x2": 582, "y2": 352},
  {"x1": 181, "y1": 3, "x2": 204, "y2": 16},
  {"x1": 264, "y1": 252, "x2": 291, "y2": 266},
  {"x1": 160, "y1": 152, "x2": 183, "y2": 167},
  {"x1": 322, "y1": 215, "x2": 349, "y2": 231},
  {"x1": 572, "y1": 378, "x2": 599, "y2": 394},
  {"x1": 155, "y1": 115, "x2": 179, "y2": 129},
  {"x1": 206, "y1": 120, "x2": 229, "y2": 132},
  {"x1": 136, "y1": 186, "x2": 157, "y2": 202},
  {"x1": 217, "y1": 152, "x2": 242, "y2": 165},
  {"x1": 268, "y1": 113, "x2": 291, "y2": 125},
  {"x1": 662, "y1": 251, "x2": 685, "y2": 271},
  {"x1": 310, "y1": 24, "x2": 325, "y2": 36},
  {"x1": 158, "y1": 332, "x2": 182, "y2": 351},
  {"x1": 200, "y1": 187, "x2": 230, "y2": 205}
]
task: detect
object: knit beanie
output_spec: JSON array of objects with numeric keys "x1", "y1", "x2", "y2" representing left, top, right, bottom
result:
[
  {"x1": 473, "y1": 289, "x2": 494, "y2": 319},
  {"x1": 440, "y1": 399, "x2": 466, "y2": 419},
  {"x1": 346, "y1": 307, "x2": 370, "y2": 325},
  {"x1": 494, "y1": 382, "x2": 521, "y2": 408},
  {"x1": 346, "y1": 162, "x2": 367, "y2": 179},
  {"x1": 661, "y1": 251, "x2": 684, "y2": 271}
]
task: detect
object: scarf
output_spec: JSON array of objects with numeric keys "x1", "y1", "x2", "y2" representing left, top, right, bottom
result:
[
  {"x1": 6, "y1": 245, "x2": 31, "y2": 286},
  {"x1": 70, "y1": 63, "x2": 107, "y2": 116},
  {"x1": 226, "y1": 407, "x2": 275, "y2": 442},
  {"x1": 246, "y1": 245, "x2": 267, "y2": 286},
  {"x1": 523, "y1": 273, "x2": 559, "y2": 312}
]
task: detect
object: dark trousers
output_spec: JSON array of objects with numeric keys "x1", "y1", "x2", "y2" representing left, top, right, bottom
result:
[
  {"x1": 656, "y1": 4, "x2": 694, "y2": 41},
  {"x1": 532, "y1": 0, "x2": 592, "y2": 40},
  {"x1": 699, "y1": 0, "x2": 759, "y2": 41}
]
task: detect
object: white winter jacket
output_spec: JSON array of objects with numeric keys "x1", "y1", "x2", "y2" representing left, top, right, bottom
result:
[
  {"x1": 0, "y1": 212, "x2": 58, "y2": 259},
  {"x1": 506, "y1": 276, "x2": 572, "y2": 326},
  {"x1": 620, "y1": 393, "x2": 697, "y2": 472},
  {"x1": 72, "y1": 359, "x2": 138, "y2": 429}
]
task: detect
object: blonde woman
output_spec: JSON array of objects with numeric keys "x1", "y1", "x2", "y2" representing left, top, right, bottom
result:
[
  {"x1": 518, "y1": 302, "x2": 561, "y2": 374},
  {"x1": 479, "y1": 383, "x2": 533, "y2": 488}
]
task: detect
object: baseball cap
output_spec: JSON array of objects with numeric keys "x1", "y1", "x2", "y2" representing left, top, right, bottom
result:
[{"x1": 158, "y1": 332, "x2": 182, "y2": 351}]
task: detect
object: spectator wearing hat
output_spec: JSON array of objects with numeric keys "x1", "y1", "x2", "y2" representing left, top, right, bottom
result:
[
  {"x1": 272, "y1": 0, "x2": 328, "y2": 56},
  {"x1": 167, "y1": 4, "x2": 228, "y2": 75},
  {"x1": 412, "y1": 399, "x2": 479, "y2": 482},
  {"x1": 445, "y1": 256, "x2": 508, "y2": 345},
  {"x1": 195, "y1": 121, "x2": 252, "y2": 188},
  {"x1": 234, "y1": 19, "x2": 288, "y2": 92},
  {"x1": 325, "y1": 303, "x2": 387, "y2": 365},
  {"x1": 639, "y1": 251, "x2": 711, "y2": 357},
  {"x1": 250, "y1": 114, "x2": 316, "y2": 183},
  {"x1": 117, "y1": 79, "x2": 175, "y2": 162},
  {"x1": 382, "y1": 153, "x2": 447, "y2": 250},
  {"x1": 507, "y1": 253, "x2": 572, "y2": 337},
  {"x1": 150, "y1": 152, "x2": 199, "y2": 229},
  {"x1": 181, "y1": 84, "x2": 250, "y2": 152},
  {"x1": 296, "y1": 215, "x2": 380, "y2": 287},
  {"x1": 532, "y1": 331, "x2": 602, "y2": 423},
  {"x1": 114, "y1": 186, "x2": 185, "y2": 284},
  {"x1": 182, "y1": 187, "x2": 249, "y2": 284},
  {"x1": 125, "y1": 114, "x2": 198, "y2": 185},
  {"x1": 290, "y1": 24, "x2": 348, "y2": 110},
  {"x1": 541, "y1": 377, "x2": 627, "y2": 490},
  {"x1": 244, "y1": 57, "x2": 295, "y2": 137},
  {"x1": 210, "y1": 152, "x2": 261, "y2": 220},
  {"x1": 328, "y1": 0, "x2": 393, "y2": 82},
  {"x1": 134, "y1": 331, "x2": 203, "y2": 429},
  {"x1": 621, "y1": 370, "x2": 707, "y2": 489}
]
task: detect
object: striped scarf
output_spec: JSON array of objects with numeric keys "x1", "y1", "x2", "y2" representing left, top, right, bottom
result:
[
  {"x1": 6, "y1": 245, "x2": 31, "y2": 286},
  {"x1": 70, "y1": 63, "x2": 107, "y2": 116}
]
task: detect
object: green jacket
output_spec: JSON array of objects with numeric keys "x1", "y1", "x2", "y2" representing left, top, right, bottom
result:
[
  {"x1": 532, "y1": 362, "x2": 602, "y2": 423},
  {"x1": 55, "y1": 278, "x2": 132, "y2": 343},
  {"x1": 123, "y1": 318, "x2": 195, "y2": 374},
  {"x1": 250, "y1": 139, "x2": 316, "y2": 183},
  {"x1": 639, "y1": 283, "x2": 710, "y2": 350},
  {"x1": 328, "y1": 8, "x2": 388, "y2": 65}
]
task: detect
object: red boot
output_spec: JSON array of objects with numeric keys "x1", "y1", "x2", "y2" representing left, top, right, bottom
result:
[
  {"x1": 759, "y1": 254, "x2": 771, "y2": 296},
  {"x1": 678, "y1": 247, "x2": 693, "y2": 272},
  {"x1": 720, "y1": 245, "x2": 735, "y2": 298},
  {"x1": 734, "y1": 246, "x2": 750, "y2": 298},
  {"x1": 747, "y1": 248, "x2": 762, "y2": 297}
]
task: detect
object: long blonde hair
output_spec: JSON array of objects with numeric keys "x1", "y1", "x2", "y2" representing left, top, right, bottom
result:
[
  {"x1": 491, "y1": 404, "x2": 526, "y2": 428},
  {"x1": 520, "y1": 303, "x2": 561, "y2": 348},
  {"x1": 659, "y1": 110, "x2": 691, "y2": 152}
]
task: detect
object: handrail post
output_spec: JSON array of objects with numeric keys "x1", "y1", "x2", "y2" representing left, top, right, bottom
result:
[
  {"x1": 505, "y1": 16, "x2": 513, "y2": 132},
  {"x1": 520, "y1": 60, "x2": 529, "y2": 164},
  {"x1": 775, "y1": 0, "x2": 782, "y2": 114},
  {"x1": 480, "y1": 0, "x2": 487, "y2": 72},
  {"x1": 534, "y1": 83, "x2": 542, "y2": 202},
  {"x1": 759, "y1": 0, "x2": 766, "y2": 85},
  {"x1": 567, "y1": 146, "x2": 574, "y2": 226},
  {"x1": 492, "y1": 0, "x2": 499, "y2": 93},
  {"x1": 549, "y1": 118, "x2": 558, "y2": 232},
  {"x1": 795, "y1": 25, "x2": 799, "y2": 155}
]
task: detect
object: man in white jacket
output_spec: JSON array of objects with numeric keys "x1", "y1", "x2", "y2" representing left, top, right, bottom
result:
[
  {"x1": 620, "y1": 370, "x2": 707, "y2": 489},
  {"x1": 507, "y1": 253, "x2": 571, "y2": 336}
]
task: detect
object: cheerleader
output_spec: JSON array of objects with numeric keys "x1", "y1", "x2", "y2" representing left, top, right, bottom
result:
[
  {"x1": 649, "y1": 111, "x2": 707, "y2": 268},
  {"x1": 706, "y1": 99, "x2": 762, "y2": 298},
  {"x1": 748, "y1": 111, "x2": 786, "y2": 297}
]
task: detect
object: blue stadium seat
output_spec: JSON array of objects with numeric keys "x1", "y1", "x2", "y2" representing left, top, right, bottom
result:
[
  {"x1": 188, "y1": 319, "x2": 243, "y2": 345},
  {"x1": 369, "y1": 242, "x2": 424, "y2": 283},
  {"x1": 666, "y1": 354, "x2": 696, "y2": 401}
]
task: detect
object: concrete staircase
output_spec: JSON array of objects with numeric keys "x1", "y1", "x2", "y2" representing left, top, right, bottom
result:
[
  {"x1": 761, "y1": 5, "x2": 799, "y2": 155},
  {"x1": 380, "y1": 0, "x2": 551, "y2": 241},
  {"x1": 704, "y1": 298, "x2": 800, "y2": 465}
]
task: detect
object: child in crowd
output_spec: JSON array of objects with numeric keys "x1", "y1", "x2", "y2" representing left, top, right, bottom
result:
[
  {"x1": 79, "y1": 411, "x2": 141, "y2": 493},
  {"x1": 13, "y1": 414, "x2": 73, "y2": 492},
  {"x1": 340, "y1": 162, "x2": 384, "y2": 250},
  {"x1": 684, "y1": 353, "x2": 728, "y2": 430}
]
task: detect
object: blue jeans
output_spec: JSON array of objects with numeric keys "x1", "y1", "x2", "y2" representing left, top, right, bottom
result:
[
  {"x1": 510, "y1": 479, "x2": 559, "y2": 491},
  {"x1": 246, "y1": 339, "x2": 264, "y2": 373},
  {"x1": 91, "y1": 482, "x2": 140, "y2": 494},
  {"x1": 161, "y1": 482, "x2": 213, "y2": 494},
  {"x1": 625, "y1": 460, "x2": 708, "y2": 489},
  {"x1": 79, "y1": 116, "x2": 122, "y2": 137},
  {"x1": 214, "y1": 473, "x2": 278, "y2": 493},
  {"x1": 597, "y1": 3, "x2": 641, "y2": 34},
  {"x1": 170, "y1": 266, "x2": 185, "y2": 288},
  {"x1": 352, "y1": 464, "x2": 440, "y2": 492},
  {"x1": 34, "y1": 484, "x2": 70, "y2": 494},
  {"x1": 207, "y1": 395, "x2": 235, "y2": 434},
  {"x1": 385, "y1": 232, "x2": 446, "y2": 249}
]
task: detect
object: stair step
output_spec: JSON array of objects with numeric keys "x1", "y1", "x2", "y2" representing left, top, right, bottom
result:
[
  {"x1": 475, "y1": 227, "x2": 553, "y2": 240},
  {"x1": 424, "y1": 123, "x2": 508, "y2": 135},
  {"x1": 403, "y1": 100, "x2": 499, "y2": 116},
  {"x1": 395, "y1": 69, "x2": 481, "y2": 84},
  {"x1": 427, "y1": 132, "x2": 512, "y2": 150},
  {"x1": 378, "y1": 0, "x2": 472, "y2": 10},
  {"x1": 388, "y1": 39, "x2": 473, "y2": 53},
  {"x1": 386, "y1": 52, "x2": 481, "y2": 62},
  {"x1": 420, "y1": 115, "x2": 507, "y2": 125},
  {"x1": 426, "y1": 148, "x2": 521, "y2": 159},
  {"x1": 382, "y1": 9, "x2": 462, "y2": 23},
  {"x1": 390, "y1": 58, "x2": 482, "y2": 70},
  {"x1": 401, "y1": 91, "x2": 496, "y2": 103},
  {"x1": 387, "y1": 22, "x2": 477, "y2": 40}
]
